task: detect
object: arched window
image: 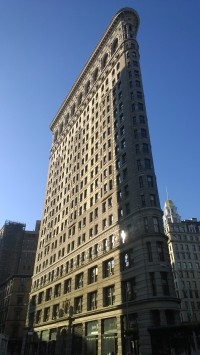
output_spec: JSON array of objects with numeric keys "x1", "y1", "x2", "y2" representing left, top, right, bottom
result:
[
  {"x1": 102, "y1": 53, "x2": 108, "y2": 69},
  {"x1": 78, "y1": 92, "x2": 82, "y2": 106},
  {"x1": 65, "y1": 113, "x2": 69, "y2": 125},
  {"x1": 85, "y1": 80, "x2": 90, "y2": 94},
  {"x1": 93, "y1": 68, "x2": 98, "y2": 82},
  {"x1": 71, "y1": 104, "x2": 75, "y2": 115},
  {"x1": 111, "y1": 38, "x2": 118, "y2": 55},
  {"x1": 59, "y1": 122, "x2": 63, "y2": 134}
]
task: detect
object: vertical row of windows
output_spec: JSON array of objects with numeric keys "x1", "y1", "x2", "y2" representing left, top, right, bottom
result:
[
  {"x1": 149, "y1": 272, "x2": 169, "y2": 296},
  {"x1": 146, "y1": 240, "x2": 165, "y2": 262}
]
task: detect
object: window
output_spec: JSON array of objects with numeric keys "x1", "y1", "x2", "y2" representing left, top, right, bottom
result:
[
  {"x1": 108, "y1": 197, "x2": 112, "y2": 208},
  {"x1": 102, "y1": 201, "x2": 106, "y2": 213},
  {"x1": 102, "y1": 218, "x2": 107, "y2": 230},
  {"x1": 118, "y1": 207, "x2": 123, "y2": 219},
  {"x1": 141, "y1": 128, "x2": 147, "y2": 138},
  {"x1": 121, "y1": 249, "x2": 134, "y2": 270},
  {"x1": 88, "y1": 291, "x2": 97, "y2": 310},
  {"x1": 74, "y1": 296, "x2": 83, "y2": 313},
  {"x1": 102, "y1": 238, "x2": 108, "y2": 253},
  {"x1": 147, "y1": 242, "x2": 153, "y2": 262},
  {"x1": 136, "y1": 80, "x2": 140, "y2": 87},
  {"x1": 157, "y1": 241, "x2": 164, "y2": 261},
  {"x1": 153, "y1": 217, "x2": 159, "y2": 232},
  {"x1": 144, "y1": 217, "x2": 148, "y2": 232},
  {"x1": 109, "y1": 214, "x2": 113, "y2": 225},
  {"x1": 165, "y1": 310, "x2": 175, "y2": 325},
  {"x1": 75, "y1": 273, "x2": 83, "y2": 289},
  {"x1": 122, "y1": 167, "x2": 127, "y2": 180},
  {"x1": 123, "y1": 278, "x2": 136, "y2": 301},
  {"x1": 138, "y1": 103, "x2": 144, "y2": 111},
  {"x1": 142, "y1": 143, "x2": 149, "y2": 153},
  {"x1": 134, "y1": 129, "x2": 138, "y2": 138},
  {"x1": 121, "y1": 139, "x2": 126, "y2": 149},
  {"x1": 124, "y1": 184, "x2": 129, "y2": 197},
  {"x1": 139, "y1": 115, "x2": 145, "y2": 124},
  {"x1": 120, "y1": 126, "x2": 125, "y2": 136},
  {"x1": 104, "y1": 285, "x2": 115, "y2": 306},
  {"x1": 64, "y1": 278, "x2": 71, "y2": 294},
  {"x1": 85, "y1": 81, "x2": 90, "y2": 94},
  {"x1": 52, "y1": 304, "x2": 59, "y2": 319},
  {"x1": 93, "y1": 67, "x2": 98, "y2": 82},
  {"x1": 54, "y1": 283, "x2": 61, "y2": 298},
  {"x1": 89, "y1": 228, "x2": 93, "y2": 238},
  {"x1": 119, "y1": 102, "x2": 123, "y2": 111},
  {"x1": 151, "y1": 310, "x2": 160, "y2": 326},
  {"x1": 109, "y1": 234, "x2": 115, "y2": 250},
  {"x1": 38, "y1": 291, "x2": 44, "y2": 304},
  {"x1": 36, "y1": 310, "x2": 42, "y2": 323},
  {"x1": 135, "y1": 144, "x2": 140, "y2": 154},
  {"x1": 122, "y1": 153, "x2": 126, "y2": 164},
  {"x1": 160, "y1": 272, "x2": 169, "y2": 295},
  {"x1": 120, "y1": 113, "x2": 124, "y2": 123},
  {"x1": 118, "y1": 91, "x2": 122, "y2": 100},
  {"x1": 125, "y1": 203, "x2": 131, "y2": 215},
  {"x1": 147, "y1": 175, "x2": 153, "y2": 187},
  {"x1": 104, "y1": 258, "x2": 114, "y2": 277},
  {"x1": 117, "y1": 190, "x2": 122, "y2": 201},
  {"x1": 141, "y1": 195, "x2": 146, "y2": 207},
  {"x1": 150, "y1": 194, "x2": 156, "y2": 207},
  {"x1": 43, "y1": 307, "x2": 50, "y2": 322},
  {"x1": 139, "y1": 176, "x2": 143, "y2": 188},
  {"x1": 137, "y1": 160, "x2": 142, "y2": 171},
  {"x1": 150, "y1": 272, "x2": 157, "y2": 296},
  {"x1": 88, "y1": 266, "x2": 98, "y2": 284},
  {"x1": 94, "y1": 224, "x2": 98, "y2": 235},
  {"x1": 145, "y1": 159, "x2": 151, "y2": 169}
]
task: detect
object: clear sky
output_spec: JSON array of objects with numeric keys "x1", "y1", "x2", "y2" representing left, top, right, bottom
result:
[{"x1": 0, "y1": 0, "x2": 200, "y2": 230}]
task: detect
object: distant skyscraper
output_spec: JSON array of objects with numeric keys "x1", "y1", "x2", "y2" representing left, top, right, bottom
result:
[
  {"x1": 28, "y1": 8, "x2": 180, "y2": 355},
  {"x1": 164, "y1": 199, "x2": 200, "y2": 323},
  {"x1": 0, "y1": 220, "x2": 39, "y2": 355}
]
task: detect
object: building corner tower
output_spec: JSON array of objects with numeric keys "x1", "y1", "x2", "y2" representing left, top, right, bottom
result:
[{"x1": 28, "y1": 8, "x2": 180, "y2": 355}]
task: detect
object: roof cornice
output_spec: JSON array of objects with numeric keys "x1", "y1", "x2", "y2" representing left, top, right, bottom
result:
[{"x1": 50, "y1": 7, "x2": 139, "y2": 130}]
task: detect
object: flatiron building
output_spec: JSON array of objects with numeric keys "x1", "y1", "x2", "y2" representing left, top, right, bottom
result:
[{"x1": 27, "y1": 8, "x2": 180, "y2": 355}]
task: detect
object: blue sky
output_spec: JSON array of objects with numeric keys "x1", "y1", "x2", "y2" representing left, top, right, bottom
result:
[{"x1": 0, "y1": 0, "x2": 200, "y2": 230}]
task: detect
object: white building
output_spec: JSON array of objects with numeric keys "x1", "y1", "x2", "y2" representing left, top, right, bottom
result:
[{"x1": 164, "y1": 199, "x2": 200, "y2": 323}]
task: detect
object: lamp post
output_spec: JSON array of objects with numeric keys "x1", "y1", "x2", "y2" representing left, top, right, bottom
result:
[{"x1": 121, "y1": 230, "x2": 139, "y2": 355}]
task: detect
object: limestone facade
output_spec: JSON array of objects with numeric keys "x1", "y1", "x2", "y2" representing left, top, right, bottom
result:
[{"x1": 28, "y1": 8, "x2": 180, "y2": 355}]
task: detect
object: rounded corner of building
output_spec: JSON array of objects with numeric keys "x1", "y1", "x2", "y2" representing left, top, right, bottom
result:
[{"x1": 114, "y1": 7, "x2": 140, "y2": 30}]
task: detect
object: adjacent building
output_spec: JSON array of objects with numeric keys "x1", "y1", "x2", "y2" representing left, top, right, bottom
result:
[
  {"x1": 27, "y1": 8, "x2": 180, "y2": 355},
  {"x1": 0, "y1": 221, "x2": 40, "y2": 355},
  {"x1": 164, "y1": 199, "x2": 200, "y2": 323}
]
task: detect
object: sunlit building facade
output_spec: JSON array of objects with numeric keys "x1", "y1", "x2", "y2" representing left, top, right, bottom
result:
[
  {"x1": 164, "y1": 199, "x2": 200, "y2": 323},
  {"x1": 28, "y1": 8, "x2": 180, "y2": 355},
  {"x1": 0, "y1": 220, "x2": 39, "y2": 355}
]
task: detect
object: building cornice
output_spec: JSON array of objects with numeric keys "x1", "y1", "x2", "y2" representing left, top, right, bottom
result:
[{"x1": 50, "y1": 7, "x2": 139, "y2": 131}]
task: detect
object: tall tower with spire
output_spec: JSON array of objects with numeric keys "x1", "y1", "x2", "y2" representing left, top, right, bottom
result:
[
  {"x1": 27, "y1": 8, "x2": 180, "y2": 355},
  {"x1": 163, "y1": 199, "x2": 181, "y2": 225}
]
